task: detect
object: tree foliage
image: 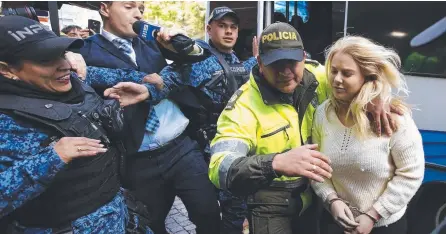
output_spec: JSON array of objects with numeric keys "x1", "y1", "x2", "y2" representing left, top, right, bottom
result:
[{"x1": 143, "y1": 1, "x2": 206, "y2": 40}]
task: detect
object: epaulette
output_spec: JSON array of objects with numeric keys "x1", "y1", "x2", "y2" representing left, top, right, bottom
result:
[
  {"x1": 305, "y1": 59, "x2": 320, "y2": 67},
  {"x1": 225, "y1": 89, "x2": 244, "y2": 110}
]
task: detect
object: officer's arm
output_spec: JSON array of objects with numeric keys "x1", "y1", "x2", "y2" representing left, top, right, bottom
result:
[
  {"x1": 0, "y1": 114, "x2": 65, "y2": 218},
  {"x1": 83, "y1": 66, "x2": 165, "y2": 103},
  {"x1": 242, "y1": 57, "x2": 258, "y2": 72},
  {"x1": 151, "y1": 56, "x2": 215, "y2": 101},
  {"x1": 209, "y1": 103, "x2": 278, "y2": 196}
]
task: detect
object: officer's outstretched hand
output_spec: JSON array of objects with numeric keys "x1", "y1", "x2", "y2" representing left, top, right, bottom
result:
[
  {"x1": 104, "y1": 82, "x2": 150, "y2": 107},
  {"x1": 272, "y1": 144, "x2": 332, "y2": 182},
  {"x1": 54, "y1": 137, "x2": 107, "y2": 163}
]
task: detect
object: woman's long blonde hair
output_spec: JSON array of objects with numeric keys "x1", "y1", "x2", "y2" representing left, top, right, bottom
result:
[{"x1": 325, "y1": 36, "x2": 410, "y2": 138}]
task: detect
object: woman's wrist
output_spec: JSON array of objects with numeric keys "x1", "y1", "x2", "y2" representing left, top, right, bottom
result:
[
  {"x1": 365, "y1": 208, "x2": 381, "y2": 223},
  {"x1": 363, "y1": 212, "x2": 379, "y2": 224},
  {"x1": 326, "y1": 192, "x2": 339, "y2": 203}
]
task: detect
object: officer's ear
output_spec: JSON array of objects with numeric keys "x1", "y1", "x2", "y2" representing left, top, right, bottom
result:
[
  {"x1": 0, "y1": 62, "x2": 20, "y2": 80},
  {"x1": 206, "y1": 24, "x2": 212, "y2": 36},
  {"x1": 257, "y1": 56, "x2": 264, "y2": 74}
]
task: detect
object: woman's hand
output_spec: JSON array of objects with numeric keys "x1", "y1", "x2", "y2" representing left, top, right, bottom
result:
[
  {"x1": 53, "y1": 137, "x2": 107, "y2": 163},
  {"x1": 350, "y1": 214, "x2": 375, "y2": 234},
  {"x1": 104, "y1": 82, "x2": 150, "y2": 107},
  {"x1": 330, "y1": 200, "x2": 359, "y2": 230}
]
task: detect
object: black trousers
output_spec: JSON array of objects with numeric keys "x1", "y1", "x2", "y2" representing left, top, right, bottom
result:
[
  {"x1": 320, "y1": 208, "x2": 408, "y2": 234},
  {"x1": 125, "y1": 136, "x2": 220, "y2": 234}
]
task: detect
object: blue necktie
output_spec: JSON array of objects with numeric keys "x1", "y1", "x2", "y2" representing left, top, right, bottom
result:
[
  {"x1": 113, "y1": 38, "x2": 160, "y2": 133},
  {"x1": 112, "y1": 38, "x2": 133, "y2": 57},
  {"x1": 146, "y1": 108, "x2": 160, "y2": 133}
]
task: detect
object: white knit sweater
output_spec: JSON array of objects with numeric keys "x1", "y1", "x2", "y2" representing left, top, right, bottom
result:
[{"x1": 311, "y1": 101, "x2": 425, "y2": 227}]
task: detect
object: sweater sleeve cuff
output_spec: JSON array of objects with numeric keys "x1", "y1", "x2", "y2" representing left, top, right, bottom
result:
[
  {"x1": 373, "y1": 201, "x2": 392, "y2": 219},
  {"x1": 260, "y1": 154, "x2": 280, "y2": 179},
  {"x1": 314, "y1": 184, "x2": 337, "y2": 202}
]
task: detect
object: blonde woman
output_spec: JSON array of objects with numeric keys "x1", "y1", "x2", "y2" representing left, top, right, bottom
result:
[{"x1": 311, "y1": 36, "x2": 425, "y2": 234}]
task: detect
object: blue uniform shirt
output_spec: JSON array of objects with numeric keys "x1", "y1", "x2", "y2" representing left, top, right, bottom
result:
[{"x1": 0, "y1": 68, "x2": 153, "y2": 233}]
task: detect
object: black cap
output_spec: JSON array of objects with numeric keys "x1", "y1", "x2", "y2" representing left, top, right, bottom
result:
[
  {"x1": 259, "y1": 22, "x2": 305, "y2": 66},
  {"x1": 208, "y1": 6, "x2": 239, "y2": 24},
  {"x1": 410, "y1": 17, "x2": 446, "y2": 48},
  {"x1": 0, "y1": 16, "x2": 84, "y2": 62}
]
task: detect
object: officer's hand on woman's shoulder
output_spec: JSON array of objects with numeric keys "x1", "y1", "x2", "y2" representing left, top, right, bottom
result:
[
  {"x1": 54, "y1": 137, "x2": 107, "y2": 164},
  {"x1": 367, "y1": 96, "x2": 404, "y2": 137},
  {"x1": 272, "y1": 144, "x2": 333, "y2": 182}
]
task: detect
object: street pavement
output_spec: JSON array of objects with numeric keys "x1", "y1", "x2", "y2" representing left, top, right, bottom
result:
[{"x1": 165, "y1": 197, "x2": 196, "y2": 234}]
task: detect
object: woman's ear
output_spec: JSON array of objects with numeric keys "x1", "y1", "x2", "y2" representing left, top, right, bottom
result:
[{"x1": 0, "y1": 62, "x2": 19, "y2": 80}]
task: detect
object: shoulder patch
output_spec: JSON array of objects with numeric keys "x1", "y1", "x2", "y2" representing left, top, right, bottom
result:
[
  {"x1": 225, "y1": 89, "x2": 244, "y2": 110},
  {"x1": 305, "y1": 59, "x2": 320, "y2": 66}
]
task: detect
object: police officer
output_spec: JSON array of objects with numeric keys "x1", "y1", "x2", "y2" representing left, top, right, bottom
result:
[
  {"x1": 208, "y1": 22, "x2": 333, "y2": 234},
  {"x1": 155, "y1": 6, "x2": 257, "y2": 233},
  {"x1": 208, "y1": 22, "x2": 398, "y2": 234},
  {"x1": 0, "y1": 16, "x2": 154, "y2": 233},
  {"x1": 79, "y1": 2, "x2": 221, "y2": 234}
]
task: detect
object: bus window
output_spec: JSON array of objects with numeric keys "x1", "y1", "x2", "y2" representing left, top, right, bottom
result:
[
  {"x1": 346, "y1": 1, "x2": 446, "y2": 78},
  {"x1": 274, "y1": 1, "x2": 309, "y2": 23},
  {"x1": 274, "y1": 1, "x2": 332, "y2": 63}
]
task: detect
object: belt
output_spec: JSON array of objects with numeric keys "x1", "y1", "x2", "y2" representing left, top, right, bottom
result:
[{"x1": 134, "y1": 133, "x2": 188, "y2": 158}]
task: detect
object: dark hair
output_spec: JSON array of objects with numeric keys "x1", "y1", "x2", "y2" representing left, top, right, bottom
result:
[
  {"x1": 1, "y1": 56, "x2": 23, "y2": 69},
  {"x1": 61, "y1": 25, "x2": 82, "y2": 35},
  {"x1": 99, "y1": 1, "x2": 113, "y2": 21}
]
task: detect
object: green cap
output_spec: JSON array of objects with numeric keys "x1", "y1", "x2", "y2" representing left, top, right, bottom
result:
[{"x1": 259, "y1": 22, "x2": 305, "y2": 66}]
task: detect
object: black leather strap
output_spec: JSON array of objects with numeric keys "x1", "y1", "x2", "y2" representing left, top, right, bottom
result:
[{"x1": 208, "y1": 47, "x2": 238, "y2": 95}]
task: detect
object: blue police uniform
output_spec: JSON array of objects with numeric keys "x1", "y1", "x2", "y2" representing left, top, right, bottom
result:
[
  {"x1": 158, "y1": 40, "x2": 257, "y2": 233},
  {"x1": 0, "y1": 69, "x2": 153, "y2": 234}
]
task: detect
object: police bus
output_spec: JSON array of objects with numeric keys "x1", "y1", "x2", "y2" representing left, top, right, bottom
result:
[{"x1": 206, "y1": 1, "x2": 446, "y2": 233}]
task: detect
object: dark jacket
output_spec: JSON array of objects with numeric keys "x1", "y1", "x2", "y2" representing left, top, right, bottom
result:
[{"x1": 80, "y1": 35, "x2": 168, "y2": 154}]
